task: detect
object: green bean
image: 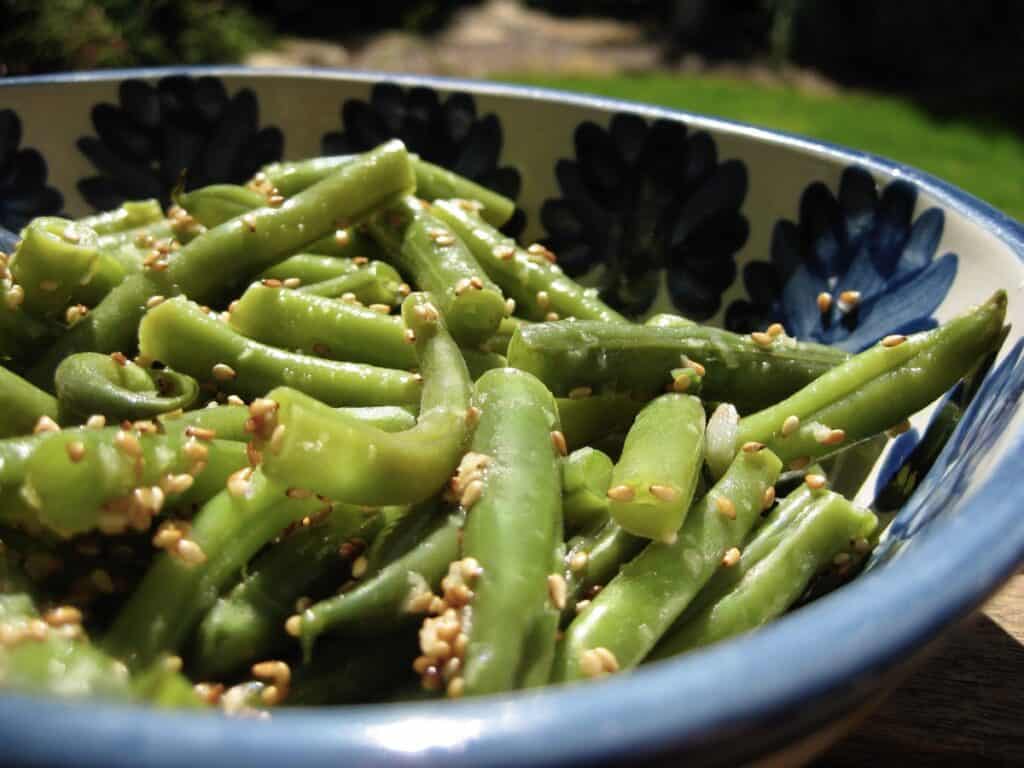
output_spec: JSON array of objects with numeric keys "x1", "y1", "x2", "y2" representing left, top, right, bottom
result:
[
  {"x1": 608, "y1": 394, "x2": 705, "y2": 542},
  {"x1": 460, "y1": 348, "x2": 508, "y2": 380},
  {"x1": 554, "y1": 447, "x2": 782, "y2": 680},
  {"x1": 191, "y1": 504, "x2": 382, "y2": 678},
  {"x1": 27, "y1": 140, "x2": 415, "y2": 385},
  {"x1": 439, "y1": 367, "x2": 562, "y2": 697},
  {"x1": 131, "y1": 659, "x2": 205, "y2": 708},
  {"x1": 78, "y1": 199, "x2": 164, "y2": 235},
  {"x1": 104, "y1": 470, "x2": 328, "y2": 668},
  {"x1": 95, "y1": 220, "x2": 177, "y2": 252},
  {"x1": 287, "y1": 631, "x2": 417, "y2": 706},
  {"x1": 508, "y1": 321, "x2": 849, "y2": 413},
  {"x1": 645, "y1": 313, "x2": 696, "y2": 328},
  {"x1": 432, "y1": 199, "x2": 626, "y2": 323},
  {"x1": 5, "y1": 425, "x2": 245, "y2": 536},
  {"x1": 258, "y1": 254, "x2": 359, "y2": 283},
  {"x1": 734, "y1": 291, "x2": 1007, "y2": 467},
  {"x1": 229, "y1": 283, "x2": 416, "y2": 369},
  {"x1": 556, "y1": 393, "x2": 646, "y2": 452},
  {"x1": 159, "y1": 403, "x2": 417, "y2": 443},
  {"x1": 0, "y1": 364, "x2": 59, "y2": 438},
  {"x1": 55, "y1": 353, "x2": 199, "y2": 424},
  {"x1": 561, "y1": 447, "x2": 613, "y2": 534},
  {"x1": 0, "y1": 295, "x2": 61, "y2": 364},
  {"x1": 176, "y1": 185, "x2": 268, "y2": 229},
  {"x1": 820, "y1": 433, "x2": 888, "y2": 500},
  {"x1": 259, "y1": 293, "x2": 472, "y2": 505},
  {"x1": 366, "y1": 197, "x2": 506, "y2": 346},
  {"x1": 560, "y1": 519, "x2": 643, "y2": 626},
  {"x1": 294, "y1": 509, "x2": 462, "y2": 655},
  {"x1": 139, "y1": 297, "x2": 421, "y2": 407},
  {"x1": 480, "y1": 315, "x2": 525, "y2": 356},
  {"x1": 9, "y1": 218, "x2": 126, "y2": 319},
  {"x1": 302, "y1": 228, "x2": 388, "y2": 261},
  {"x1": 651, "y1": 492, "x2": 876, "y2": 658},
  {"x1": 262, "y1": 155, "x2": 516, "y2": 228},
  {"x1": 300, "y1": 266, "x2": 404, "y2": 305}
]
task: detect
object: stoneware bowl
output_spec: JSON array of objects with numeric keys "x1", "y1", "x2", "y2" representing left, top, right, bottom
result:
[{"x1": 0, "y1": 67, "x2": 1022, "y2": 767}]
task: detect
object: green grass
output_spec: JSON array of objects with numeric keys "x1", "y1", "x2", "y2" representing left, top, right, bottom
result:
[{"x1": 500, "y1": 74, "x2": 1024, "y2": 222}]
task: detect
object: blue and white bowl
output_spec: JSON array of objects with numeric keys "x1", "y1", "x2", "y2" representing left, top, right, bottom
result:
[{"x1": 0, "y1": 68, "x2": 1022, "y2": 767}]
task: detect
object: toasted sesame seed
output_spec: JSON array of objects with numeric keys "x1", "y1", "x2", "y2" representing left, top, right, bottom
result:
[
  {"x1": 722, "y1": 547, "x2": 741, "y2": 567},
  {"x1": 398, "y1": 282, "x2": 412, "y2": 296},
  {"x1": 250, "y1": 397, "x2": 278, "y2": 420},
  {"x1": 145, "y1": 295, "x2": 166, "y2": 310},
  {"x1": 242, "y1": 214, "x2": 257, "y2": 232},
  {"x1": 606, "y1": 484, "x2": 635, "y2": 503},
  {"x1": 536, "y1": 290, "x2": 550, "y2": 309},
  {"x1": 114, "y1": 430, "x2": 142, "y2": 457},
  {"x1": 687, "y1": 359, "x2": 707, "y2": 377},
  {"x1": 44, "y1": 606, "x2": 83, "y2": 627},
  {"x1": 351, "y1": 555, "x2": 368, "y2": 579},
  {"x1": 413, "y1": 302, "x2": 440, "y2": 323},
  {"x1": 833, "y1": 552, "x2": 852, "y2": 566},
  {"x1": 649, "y1": 484, "x2": 680, "y2": 502},
  {"x1": 742, "y1": 441, "x2": 765, "y2": 453},
  {"x1": 527, "y1": 243, "x2": 556, "y2": 263},
  {"x1": 839, "y1": 290, "x2": 861, "y2": 307},
  {"x1": 65, "y1": 441, "x2": 86, "y2": 463},
  {"x1": 547, "y1": 573, "x2": 567, "y2": 610},
  {"x1": 817, "y1": 292, "x2": 833, "y2": 313},
  {"x1": 469, "y1": 276, "x2": 484, "y2": 290},
  {"x1": 185, "y1": 425, "x2": 217, "y2": 441},
  {"x1": 286, "y1": 487, "x2": 313, "y2": 500},
  {"x1": 446, "y1": 677, "x2": 465, "y2": 698},
  {"x1": 212, "y1": 363, "x2": 237, "y2": 382},
  {"x1": 505, "y1": 298, "x2": 517, "y2": 316},
  {"x1": 716, "y1": 496, "x2": 736, "y2": 519},
  {"x1": 881, "y1": 334, "x2": 907, "y2": 347},
  {"x1": 335, "y1": 229, "x2": 350, "y2": 247},
  {"x1": 762, "y1": 485, "x2": 776, "y2": 510},
  {"x1": 569, "y1": 551, "x2": 589, "y2": 572},
  {"x1": 781, "y1": 414, "x2": 800, "y2": 437},
  {"x1": 227, "y1": 467, "x2": 254, "y2": 498},
  {"x1": 574, "y1": 599, "x2": 591, "y2": 614},
  {"x1": 494, "y1": 244, "x2": 516, "y2": 261},
  {"x1": 551, "y1": 430, "x2": 568, "y2": 456},
  {"x1": 110, "y1": 351, "x2": 129, "y2": 367},
  {"x1": 65, "y1": 304, "x2": 89, "y2": 325},
  {"x1": 823, "y1": 428, "x2": 846, "y2": 445},
  {"x1": 282, "y1": 277, "x2": 301, "y2": 289},
  {"x1": 285, "y1": 615, "x2": 302, "y2": 637},
  {"x1": 766, "y1": 322, "x2": 785, "y2": 337},
  {"x1": 465, "y1": 406, "x2": 481, "y2": 427},
  {"x1": 4, "y1": 285, "x2": 25, "y2": 310},
  {"x1": 353, "y1": 256, "x2": 369, "y2": 266},
  {"x1": 672, "y1": 373, "x2": 692, "y2": 392},
  {"x1": 176, "y1": 539, "x2": 207, "y2": 565},
  {"x1": 369, "y1": 303, "x2": 391, "y2": 314},
  {"x1": 460, "y1": 479, "x2": 484, "y2": 509},
  {"x1": 86, "y1": 415, "x2": 106, "y2": 430},
  {"x1": 751, "y1": 331, "x2": 773, "y2": 346},
  {"x1": 262, "y1": 278, "x2": 283, "y2": 288},
  {"x1": 269, "y1": 424, "x2": 287, "y2": 454},
  {"x1": 434, "y1": 233, "x2": 456, "y2": 247},
  {"x1": 183, "y1": 438, "x2": 209, "y2": 462},
  {"x1": 252, "y1": 660, "x2": 291, "y2": 689},
  {"x1": 788, "y1": 456, "x2": 811, "y2": 471},
  {"x1": 454, "y1": 278, "x2": 472, "y2": 295},
  {"x1": 33, "y1": 415, "x2": 60, "y2": 434},
  {"x1": 805, "y1": 473, "x2": 827, "y2": 490}
]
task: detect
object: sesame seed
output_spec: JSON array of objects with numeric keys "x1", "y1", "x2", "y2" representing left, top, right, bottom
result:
[
  {"x1": 527, "y1": 243, "x2": 556, "y2": 263},
  {"x1": 722, "y1": 547, "x2": 741, "y2": 567},
  {"x1": 286, "y1": 487, "x2": 313, "y2": 500},
  {"x1": 262, "y1": 278, "x2": 283, "y2": 288},
  {"x1": 545, "y1": 312, "x2": 560, "y2": 321},
  {"x1": 568, "y1": 386, "x2": 592, "y2": 400},
  {"x1": 335, "y1": 229, "x2": 350, "y2": 247},
  {"x1": 766, "y1": 322, "x2": 785, "y2": 337},
  {"x1": 465, "y1": 406, "x2": 481, "y2": 427},
  {"x1": 751, "y1": 331, "x2": 772, "y2": 346},
  {"x1": 454, "y1": 278, "x2": 472, "y2": 295},
  {"x1": 685, "y1": 358, "x2": 706, "y2": 377},
  {"x1": 110, "y1": 352, "x2": 129, "y2": 367},
  {"x1": 183, "y1": 438, "x2": 209, "y2": 462},
  {"x1": 176, "y1": 539, "x2": 207, "y2": 565},
  {"x1": 161, "y1": 473, "x2": 194, "y2": 495},
  {"x1": 43, "y1": 606, "x2": 82, "y2": 627},
  {"x1": 569, "y1": 551, "x2": 589, "y2": 572},
  {"x1": 269, "y1": 424, "x2": 287, "y2": 454},
  {"x1": 672, "y1": 373, "x2": 691, "y2": 392},
  {"x1": 285, "y1": 615, "x2": 302, "y2": 637},
  {"x1": 460, "y1": 479, "x2": 484, "y2": 509},
  {"x1": 716, "y1": 496, "x2": 736, "y2": 519},
  {"x1": 575, "y1": 599, "x2": 591, "y2": 614},
  {"x1": 469, "y1": 276, "x2": 484, "y2": 290},
  {"x1": 446, "y1": 677, "x2": 465, "y2": 698},
  {"x1": 252, "y1": 660, "x2": 291, "y2": 689},
  {"x1": 227, "y1": 395, "x2": 245, "y2": 406},
  {"x1": 742, "y1": 441, "x2": 765, "y2": 453},
  {"x1": 145, "y1": 295, "x2": 166, "y2": 310},
  {"x1": 805, "y1": 473, "x2": 827, "y2": 490},
  {"x1": 551, "y1": 430, "x2": 568, "y2": 456},
  {"x1": 242, "y1": 214, "x2": 257, "y2": 232},
  {"x1": 65, "y1": 304, "x2": 89, "y2": 325},
  {"x1": 227, "y1": 467, "x2": 254, "y2": 498},
  {"x1": 781, "y1": 414, "x2": 800, "y2": 437},
  {"x1": 536, "y1": 290, "x2": 550, "y2": 309},
  {"x1": 881, "y1": 334, "x2": 907, "y2": 347},
  {"x1": 494, "y1": 245, "x2": 516, "y2": 261},
  {"x1": 114, "y1": 430, "x2": 142, "y2": 457},
  {"x1": 398, "y1": 282, "x2": 412, "y2": 296},
  {"x1": 817, "y1": 292, "x2": 833, "y2": 313},
  {"x1": 212, "y1": 363, "x2": 236, "y2": 382},
  {"x1": 4, "y1": 285, "x2": 25, "y2": 310},
  {"x1": 368, "y1": 303, "x2": 391, "y2": 314},
  {"x1": 185, "y1": 426, "x2": 217, "y2": 441},
  {"x1": 606, "y1": 484, "x2": 635, "y2": 503},
  {"x1": 649, "y1": 484, "x2": 680, "y2": 502},
  {"x1": 434, "y1": 233, "x2": 456, "y2": 247},
  {"x1": 351, "y1": 555, "x2": 368, "y2": 579},
  {"x1": 413, "y1": 302, "x2": 440, "y2": 323},
  {"x1": 789, "y1": 456, "x2": 811, "y2": 471},
  {"x1": 547, "y1": 573, "x2": 567, "y2": 610},
  {"x1": 833, "y1": 552, "x2": 852, "y2": 566},
  {"x1": 83, "y1": 414, "x2": 105, "y2": 431},
  {"x1": 282, "y1": 277, "x2": 301, "y2": 289},
  {"x1": 762, "y1": 485, "x2": 776, "y2": 510},
  {"x1": 33, "y1": 415, "x2": 60, "y2": 434},
  {"x1": 839, "y1": 290, "x2": 861, "y2": 307},
  {"x1": 353, "y1": 256, "x2": 369, "y2": 266},
  {"x1": 66, "y1": 441, "x2": 86, "y2": 463}
]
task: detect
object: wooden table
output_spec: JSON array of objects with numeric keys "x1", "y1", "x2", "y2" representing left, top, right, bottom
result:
[{"x1": 816, "y1": 571, "x2": 1024, "y2": 765}]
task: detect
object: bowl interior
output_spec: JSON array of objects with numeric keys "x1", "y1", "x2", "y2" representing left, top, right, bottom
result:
[{"x1": 1, "y1": 68, "x2": 1023, "y2": 766}]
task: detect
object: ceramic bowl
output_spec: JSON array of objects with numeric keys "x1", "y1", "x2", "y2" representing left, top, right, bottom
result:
[{"x1": 0, "y1": 67, "x2": 1022, "y2": 767}]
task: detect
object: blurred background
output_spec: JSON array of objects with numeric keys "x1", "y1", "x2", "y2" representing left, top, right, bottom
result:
[{"x1": 3, "y1": 0, "x2": 1022, "y2": 218}]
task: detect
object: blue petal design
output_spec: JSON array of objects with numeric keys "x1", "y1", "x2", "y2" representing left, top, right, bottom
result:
[
  {"x1": 726, "y1": 165, "x2": 955, "y2": 351},
  {"x1": 0, "y1": 109, "x2": 64, "y2": 231}
]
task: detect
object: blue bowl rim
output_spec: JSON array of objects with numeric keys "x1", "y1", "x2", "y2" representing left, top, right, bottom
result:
[{"x1": 0, "y1": 67, "x2": 1022, "y2": 767}]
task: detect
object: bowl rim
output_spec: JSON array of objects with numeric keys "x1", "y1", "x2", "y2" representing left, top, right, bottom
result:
[{"x1": 0, "y1": 67, "x2": 1022, "y2": 767}]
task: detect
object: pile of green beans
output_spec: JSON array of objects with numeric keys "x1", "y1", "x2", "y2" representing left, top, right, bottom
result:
[{"x1": 0, "y1": 139, "x2": 1007, "y2": 712}]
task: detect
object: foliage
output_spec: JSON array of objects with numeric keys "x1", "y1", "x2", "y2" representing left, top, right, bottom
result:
[{"x1": 1, "y1": 0, "x2": 272, "y2": 75}]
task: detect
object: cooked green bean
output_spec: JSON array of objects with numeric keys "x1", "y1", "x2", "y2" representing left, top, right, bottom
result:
[
  {"x1": 509, "y1": 320, "x2": 849, "y2": 413},
  {"x1": 366, "y1": 197, "x2": 506, "y2": 346},
  {"x1": 9, "y1": 218, "x2": 125, "y2": 319},
  {"x1": 556, "y1": 392, "x2": 646, "y2": 452},
  {"x1": 139, "y1": 296, "x2": 421, "y2": 407},
  {"x1": 555, "y1": 447, "x2": 781, "y2": 680},
  {"x1": 259, "y1": 293, "x2": 472, "y2": 505},
  {"x1": 78, "y1": 200, "x2": 164, "y2": 236},
  {"x1": 651, "y1": 492, "x2": 876, "y2": 658},
  {"x1": 432, "y1": 199, "x2": 626, "y2": 323},
  {"x1": 27, "y1": 140, "x2": 415, "y2": 386},
  {"x1": 0, "y1": 364, "x2": 59, "y2": 438},
  {"x1": 607, "y1": 394, "x2": 705, "y2": 542},
  {"x1": 228, "y1": 283, "x2": 416, "y2": 369},
  {"x1": 54, "y1": 353, "x2": 199, "y2": 424},
  {"x1": 191, "y1": 504, "x2": 383, "y2": 678},
  {"x1": 177, "y1": 184, "x2": 268, "y2": 230},
  {"x1": 561, "y1": 447, "x2": 613, "y2": 534}
]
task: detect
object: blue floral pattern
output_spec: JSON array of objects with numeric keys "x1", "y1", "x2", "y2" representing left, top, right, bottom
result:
[
  {"x1": 77, "y1": 76, "x2": 284, "y2": 211},
  {"x1": 322, "y1": 83, "x2": 525, "y2": 236},
  {"x1": 540, "y1": 114, "x2": 749, "y2": 319},
  {"x1": 0, "y1": 109, "x2": 64, "y2": 232},
  {"x1": 725, "y1": 166, "x2": 957, "y2": 351}
]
